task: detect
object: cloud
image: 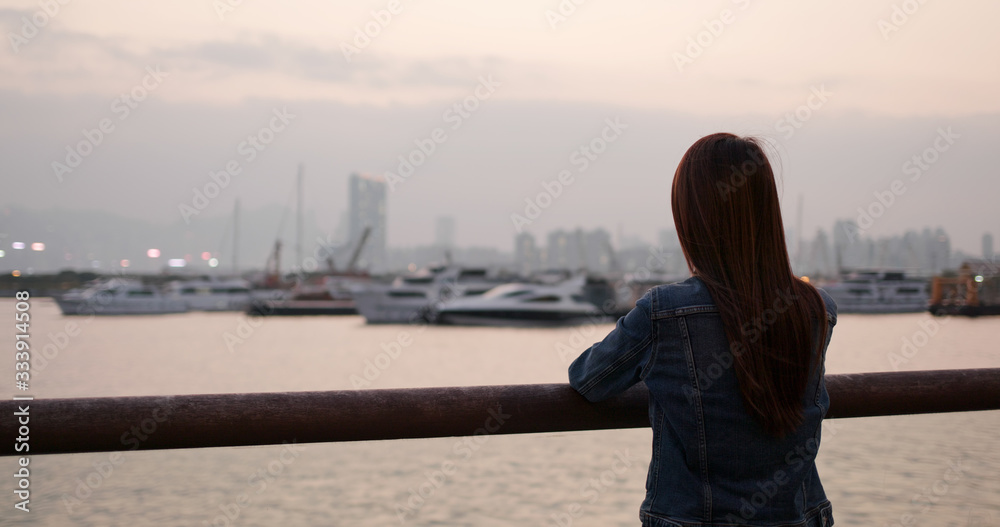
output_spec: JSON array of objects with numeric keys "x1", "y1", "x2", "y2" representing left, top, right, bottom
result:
[{"x1": 2, "y1": 20, "x2": 505, "y2": 100}]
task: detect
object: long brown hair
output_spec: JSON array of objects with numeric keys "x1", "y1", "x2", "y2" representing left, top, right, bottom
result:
[{"x1": 671, "y1": 133, "x2": 828, "y2": 437}]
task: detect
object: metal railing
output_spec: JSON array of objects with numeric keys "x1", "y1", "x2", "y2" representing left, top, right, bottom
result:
[{"x1": 3, "y1": 368, "x2": 999, "y2": 456}]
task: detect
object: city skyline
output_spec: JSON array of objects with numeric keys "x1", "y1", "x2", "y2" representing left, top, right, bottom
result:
[{"x1": 0, "y1": 200, "x2": 991, "y2": 276}]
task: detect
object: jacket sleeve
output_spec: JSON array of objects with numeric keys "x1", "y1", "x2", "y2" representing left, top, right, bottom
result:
[{"x1": 568, "y1": 290, "x2": 654, "y2": 402}]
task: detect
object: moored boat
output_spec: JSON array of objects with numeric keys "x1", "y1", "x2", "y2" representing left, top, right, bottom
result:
[
  {"x1": 434, "y1": 275, "x2": 606, "y2": 326},
  {"x1": 823, "y1": 270, "x2": 929, "y2": 314},
  {"x1": 928, "y1": 260, "x2": 1000, "y2": 317},
  {"x1": 164, "y1": 277, "x2": 268, "y2": 312},
  {"x1": 55, "y1": 278, "x2": 189, "y2": 316},
  {"x1": 351, "y1": 266, "x2": 507, "y2": 324}
]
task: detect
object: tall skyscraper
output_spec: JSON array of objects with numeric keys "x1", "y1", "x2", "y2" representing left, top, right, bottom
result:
[
  {"x1": 984, "y1": 232, "x2": 995, "y2": 261},
  {"x1": 348, "y1": 173, "x2": 386, "y2": 271}
]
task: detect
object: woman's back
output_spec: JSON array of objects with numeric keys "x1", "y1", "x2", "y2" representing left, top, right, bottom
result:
[{"x1": 568, "y1": 133, "x2": 838, "y2": 526}]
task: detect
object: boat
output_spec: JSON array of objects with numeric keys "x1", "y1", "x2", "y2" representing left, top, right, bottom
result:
[
  {"x1": 55, "y1": 278, "x2": 189, "y2": 315},
  {"x1": 351, "y1": 266, "x2": 507, "y2": 324},
  {"x1": 928, "y1": 260, "x2": 1000, "y2": 317},
  {"x1": 163, "y1": 277, "x2": 271, "y2": 312},
  {"x1": 823, "y1": 270, "x2": 929, "y2": 314},
  {"x1": 433, "y1": 275, "x2": 606, "y2": 326},
  {"x1": 245, "y1": 275, "x2": 362, "y2": 316}
]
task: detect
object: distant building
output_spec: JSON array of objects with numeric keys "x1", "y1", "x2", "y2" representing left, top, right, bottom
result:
[
  {"x1": 348, "y1": 173, "x2": 387, "y2": 271},
  {"x1": 984, "y1": 233, "x2": 995, "y2": 261},
  {"x1": 803, "y1": 228, "x2": 834, "y2": 277},
  {"x1": 434, "y1": 216, "x2": 455, "y2": 249},
  {"x1": 583, "y1": 228, "x2": 613, "y2": 272},
  {"x1": 546, "y1": 229, "x2": 581, "y2": 270},
  {"x1": 927, "y1": 228, "x2": 950, "y2": 275},
  {"x1": 544, "y1": 228, "x2": 614, "y2": 272},
  {"x1": 514, "y1": 232, "x2": 540, "y2": 275}
]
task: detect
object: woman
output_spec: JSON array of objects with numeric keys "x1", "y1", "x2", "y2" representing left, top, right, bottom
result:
[{"x1": 569, "y1": 133, "x2": 837, "y2": 526}]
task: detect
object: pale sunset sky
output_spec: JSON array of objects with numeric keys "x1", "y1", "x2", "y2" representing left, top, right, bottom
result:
[{"x1": 1, "y1": 0, "x2": 998, "y2": 252}]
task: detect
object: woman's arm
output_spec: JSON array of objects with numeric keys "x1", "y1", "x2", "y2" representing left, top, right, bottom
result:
[{"x1": 568, "y1": 291, "x2": 654, "y2": 402}]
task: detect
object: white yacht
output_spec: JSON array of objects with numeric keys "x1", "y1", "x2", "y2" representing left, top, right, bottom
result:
[
  {"x1": 351, "y1": 267, "x2": 506, "y2": 324},
  {"x1": 823, "y1": 271, "x2": 929, "y2": 313},
  {"x1": 164, "y1": 277, "x2": 262, "y2": 311},
  {"x1": 434, "y1": 275, "x2": 606, "y2": 326},
  {"x1": 55, "y1": 278, "x2": 189, "y2": 316}
]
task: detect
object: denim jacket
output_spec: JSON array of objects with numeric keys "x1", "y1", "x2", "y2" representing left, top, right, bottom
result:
[{"x1": 569, "y1": 276, "x2": 838, "y2": 527}]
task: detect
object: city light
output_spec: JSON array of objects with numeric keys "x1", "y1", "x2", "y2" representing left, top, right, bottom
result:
[
  {"x1": 12, "y1": 270, "x2": 20, "y2": 277},
  {"x1": 12, "y1": 242, "x2": 25, "y2": 250},
  {"x1": 975, "y1": 275, "x2": 984, "y2": 283},
  {"x1": 167, "y1": 258, "x2": 186, "y2": 268},
  {"x1": 31, "y1": 242, "x2": 45, "y2": 251},
  {"x1": 201, "y1": 252, "x2": 212, "y2": 260},
  {"x1": 147, "y1": 248, "x2": 161, "y2": 258},
  {"x1": 121, "y1": 259, "x2": 130, "y2": 268},
  {"x1": 208, "y1": 258, "x2": 219, "y2": 268},
  {"x1": 0, "y1": 250, "x2": 4, "y2": 258}
]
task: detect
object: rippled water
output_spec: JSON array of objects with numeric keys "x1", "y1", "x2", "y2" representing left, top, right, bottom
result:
[{"x1": 2, "y1": 299, "x2": 999, "y2": 526}]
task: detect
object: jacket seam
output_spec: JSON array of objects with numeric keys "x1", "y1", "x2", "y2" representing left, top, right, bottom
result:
[
  {"x1": 679, "y1": 316, "x2": 713, "y2": 520},
  {"x1": 653, "y1": 304, "x2": 718, "y2": 319},
  {"x1": 639, "y1": 309, "x2": 660, "y2": 381},
  {"x1": 642, "y1": 502, "x2": 832, "y2": 527}
]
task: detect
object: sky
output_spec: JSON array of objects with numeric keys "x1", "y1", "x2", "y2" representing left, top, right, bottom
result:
[{"x1": 1, "y1": 0, "x2": 998, "y2": 255}]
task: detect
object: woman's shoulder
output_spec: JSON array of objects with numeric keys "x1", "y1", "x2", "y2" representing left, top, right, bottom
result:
[{"x1": 644, "y1": 275, "x2": 716, "y2": 314}]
